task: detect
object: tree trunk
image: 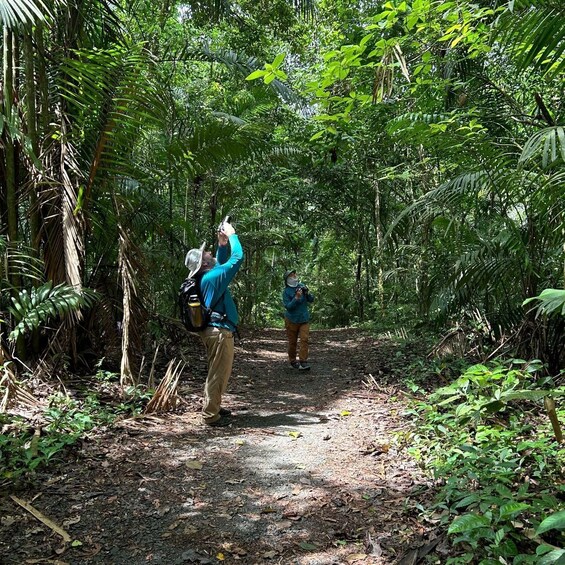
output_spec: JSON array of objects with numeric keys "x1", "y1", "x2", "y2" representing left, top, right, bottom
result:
[
  {"x1": 23, "y1": 29, "x2": 40, "y2": 251},
  {"x1": 356, "y1": 222, "x2": 364, "y2": 321},
  {"x1": 373, "y1": 178, "x2": 384, "y2": 310},
  {"x1": 3, "y1": 27, "x2": 18, "y2": 247}
]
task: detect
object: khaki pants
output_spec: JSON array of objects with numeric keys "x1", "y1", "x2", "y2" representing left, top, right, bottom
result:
[
  {"x1": 200, "y1": 327, "x2": 234, "y2": 423},
  {"x1": 284, "y1": 319, "x2": 310, "y2": 362}
]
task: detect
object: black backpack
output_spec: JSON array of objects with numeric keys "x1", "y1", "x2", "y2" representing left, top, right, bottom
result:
[
  {"x1": 179, "y1": 277, "x2": 210, "y2": 332},
  {"x1": 179, "y1": 277, "x2": 225, "y2": 332}
]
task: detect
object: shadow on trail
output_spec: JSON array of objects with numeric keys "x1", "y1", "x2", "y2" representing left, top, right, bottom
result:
[
  {"x1": 231, "y1": 411, "x2": 327, "y2": 429},
  {"x1": 0, "y1": 328, "x2": 432, "y2": 565}
]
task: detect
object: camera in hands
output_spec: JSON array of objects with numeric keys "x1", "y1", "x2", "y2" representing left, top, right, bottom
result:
[{"x1": 218, "y1": 215, "x2": 232, "y2": 232}]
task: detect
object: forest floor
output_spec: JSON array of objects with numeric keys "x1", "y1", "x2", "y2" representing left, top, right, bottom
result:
[{"x1": 1, "y1": 328, "x2": 449, "y2": 565}]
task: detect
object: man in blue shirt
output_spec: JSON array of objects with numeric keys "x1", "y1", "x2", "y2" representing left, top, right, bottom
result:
[
  {"x1": 184, "y1": 220, "x2": 243, "y2": 426},
  {"x1": 282, "y1": 269, "x2": 314, "y2": 370}
]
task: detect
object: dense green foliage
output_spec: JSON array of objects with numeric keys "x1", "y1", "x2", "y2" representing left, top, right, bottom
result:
[
  {"x1": 1, "y1": 0, "x2": 564, "y2": 369},
  {"x1": 1, "y1": 1, "x2": 564, "y2": 560},
  {"x1": 0, "y1": 369, "x2": 149, "y2": 482},
  {"x1": 406, "y1": 361, "x2": 565, "y2": 562}
]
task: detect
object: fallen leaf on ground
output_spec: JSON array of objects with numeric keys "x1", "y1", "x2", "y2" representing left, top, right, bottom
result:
[
  {"x1": 263, "y1": 550, "x2": 277, "y2": 559},
  {"x1": 288, "y1": 431, "x2": 302, "y2": 439},
  {"x1": 340, "y1": 410, "x2": 352, "y2": 417},
  {"x1": 346, "y1": 554, "x2": 367, "y2": 562},
  {"x1": 63, "y1": 516, "x2": 81, "y2": 527},
  {"x1": 186, "y1": 460, "x2": 203, "y2": 470},
  {"x1": 283, "y1": 512, "x2": 302, "y2": 520}
]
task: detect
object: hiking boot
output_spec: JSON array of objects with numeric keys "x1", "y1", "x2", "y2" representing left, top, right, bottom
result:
[
  {"x1": 219, "y1": 407, "x2": 232, "y2": 416},
  {"x1": 299, "y1": 362, "x2": 311, "y2": 371},
  {"x1": 290, "y1": 361, "x2": 300, "y2": 369},
  {"x1": 205, "y1": 416, "x2": 231, "y2": 427}
]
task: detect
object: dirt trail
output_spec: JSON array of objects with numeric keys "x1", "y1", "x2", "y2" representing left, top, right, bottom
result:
[{"x1": 1, "y1": 329, "x2": 435, "y2": 564}]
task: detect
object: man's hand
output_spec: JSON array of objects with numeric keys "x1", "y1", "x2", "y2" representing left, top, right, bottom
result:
[
  {"x1": 217, "y1": 221, "x2": 235, "y2": 246},
  {"x1": 295, "y1": 288, "x2": 303, "y2": 298},
  {"x1": 218, "y1": 232, "x2": 229, "y2": 246}
]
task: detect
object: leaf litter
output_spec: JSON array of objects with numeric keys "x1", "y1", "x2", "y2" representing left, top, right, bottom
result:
[{"x1": 1, "y1": 328, "x2": 435, "y2": 564}]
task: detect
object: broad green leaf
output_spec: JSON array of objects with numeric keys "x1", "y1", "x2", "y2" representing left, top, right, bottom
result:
[
  {"x1": 310, "y1": 130, "x2": 325, "y2": 141},
  {"x1": 536, "y1": 510, "x2": 565, "y2": 535},
  {"x1": 448, "y1": 514, "x2": 491, "y2": 534},
  {"x1": 246, "y1": 69, "x2": 267, "y2": 81},
  {"x1": 272, "y1": 53, "x2": 286, "y2": 69},
  {"x1": 499, "y1": 503, "x2": 530, "y2": 519},
  {"x1": 538, "y1": 549, "x2": 565, "y2": 565},
  {"x1": 454, "y1": 494, "x2": 479, "y2": 509}
]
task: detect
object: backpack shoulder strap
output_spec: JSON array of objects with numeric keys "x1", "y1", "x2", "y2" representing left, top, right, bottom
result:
[{"x1": 195, "y1": 274, "x2": 225, "y2": 312}]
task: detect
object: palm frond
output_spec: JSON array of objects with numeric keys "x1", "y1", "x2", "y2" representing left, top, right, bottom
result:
[
  {"x1": 428, "y1": 228, "x2": 532, "y2": 331},
  {"x1": 519, "y1": 126, "x2": 565, "y2": 169},
  {"x1": 0, "y1": 237, "x2": 44, "y2": 291},
  {"x1": 8, "y1": 282, "x2": 97, "y2": 342},
  {"x1": 0, "y1": 0, "x2": 51, "y2": 28},
  {"x1": 495, "y1": 2, "x2": 565, "y2": 78},
  {"x1": 182, "y1": 45, "x2": 304, "y2": 106},
  {"x1": 523, "y1": 288, "x2": 565, "y2": 317},
  {"x1": 57, "y1": 45, "x2": 167, "y2": 202},
  {"x1": 386, "y1": 171, "x2": 492, "y2": 239}
]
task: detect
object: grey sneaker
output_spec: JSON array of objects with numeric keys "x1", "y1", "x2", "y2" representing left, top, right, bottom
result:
[
  {"x1": 290, "y1": 361, "x2": 300, "y2": 369},
  {"x1": 299, "y1": 362, "x2": 311, "y2": 371}
]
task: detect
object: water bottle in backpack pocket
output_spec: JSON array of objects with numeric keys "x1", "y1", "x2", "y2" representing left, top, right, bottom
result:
[{"x1": 179, "y1": 277, "x2": 210, "y2": 332}]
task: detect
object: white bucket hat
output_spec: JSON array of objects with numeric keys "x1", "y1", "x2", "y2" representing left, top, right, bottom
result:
[{"x1": 185, "y1": 242, "x2": 206, "y2": 278}]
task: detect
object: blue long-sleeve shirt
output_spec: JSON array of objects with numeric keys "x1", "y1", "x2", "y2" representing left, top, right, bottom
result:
[
  {"x1": 282, "y1": 283, "x2": 314, "y2": 324},
  {"x1": 200, "y1": 235, "x2": 244, "y2": 332}
]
